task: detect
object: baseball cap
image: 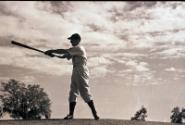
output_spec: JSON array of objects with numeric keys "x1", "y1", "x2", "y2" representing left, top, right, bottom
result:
[{"x1": 67, "y1": 33, "x2": 81, "y2": 41}]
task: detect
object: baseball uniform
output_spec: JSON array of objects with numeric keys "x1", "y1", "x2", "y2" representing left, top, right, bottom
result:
[{"x1": 66, "y1": 45, "x2": 93, "y2": 103}]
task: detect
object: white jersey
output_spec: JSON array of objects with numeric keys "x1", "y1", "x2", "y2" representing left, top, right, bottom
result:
[
  {"x1": 67, "y1": 45, "x2": 88, "y2": 69},
  {"x1": 66, "y1": 45, "x2": 92, "y2": 102}
]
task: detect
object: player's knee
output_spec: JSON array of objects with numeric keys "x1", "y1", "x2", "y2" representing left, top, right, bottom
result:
[
  {"x1": 69, "y1": 96, "x2": 77, "y2": 102},
  {"x1": 69, "y1": 92, "x2": 78, "y2": 102},
  {"x1": 81, "y1": 94, "x2": 93, "y2": 103}
]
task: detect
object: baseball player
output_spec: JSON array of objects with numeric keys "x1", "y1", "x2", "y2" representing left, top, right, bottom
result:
[{"x1": 45, "y1": 33, "x2": 100, "y2": 120}]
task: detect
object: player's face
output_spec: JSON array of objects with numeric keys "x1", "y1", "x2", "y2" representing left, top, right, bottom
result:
[{"x1": 70, "y1": 39, "x2": 79, "y2": 46}]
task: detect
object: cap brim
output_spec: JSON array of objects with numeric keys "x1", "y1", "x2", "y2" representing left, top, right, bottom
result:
[{"x1": 67, "y1": 37, "x2": 71, "y2": 40}]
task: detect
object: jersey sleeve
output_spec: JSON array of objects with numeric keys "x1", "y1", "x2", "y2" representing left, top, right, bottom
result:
[{"x1": 66, "y1": 46, "x2": 83, "y2": 56}]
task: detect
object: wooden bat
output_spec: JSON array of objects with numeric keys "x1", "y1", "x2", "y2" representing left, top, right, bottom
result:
[
  {"x1": 11, "y1": 41, "x2": 45, "y2": 53},
  {"x1": 11, "y1": 41, "x2": 64, "y2": 58}
]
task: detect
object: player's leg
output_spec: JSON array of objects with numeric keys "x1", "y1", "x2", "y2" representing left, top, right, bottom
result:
[
  {"x1": 64, "y1": 102, "x2": 76, "y2": 120},
  {"x1": 78, "y1": 76, "x2": 100, "y2": 120},
  {"x1": 87, "y1": 100, "x2": 100, "y2": 120},
  {"x1": 64, "y1": 74, "x2": 79, "y2": 120}
]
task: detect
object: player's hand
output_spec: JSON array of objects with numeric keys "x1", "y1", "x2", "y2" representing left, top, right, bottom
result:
[
  {"x1": 45, "y1": 50, "x2": 55, "y2": 57},
  {"x1": 62, "y1": 53, "x2": 72, "y2": 60}
]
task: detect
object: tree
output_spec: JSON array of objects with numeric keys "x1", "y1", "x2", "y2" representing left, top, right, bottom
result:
[
  {"x1": 181, "y1": 108, "x2": 185, "y2": 122},
  {"x1": 0, "y1": 79, "x2": 51, "y2": 120},
  {"x1": 170, "y1": 107, "x2": 184, "y2": 123},
  {"x1": 131, "y1": 106, "x2": 147, "y2": 121},
  {"x1": 0, "y1": 104, "x2": 3, "y2": 118}
]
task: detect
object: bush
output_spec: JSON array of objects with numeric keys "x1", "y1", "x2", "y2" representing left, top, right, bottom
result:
[
  {"x1": 170, "y1": 106, "x2": 185, "y2": 123},
  {"x1": 0, "y1": 79, "x2": 51, "y2": 120},
  {"x1": 131, "y1": 106, "x2": 147, "y2": 121}
]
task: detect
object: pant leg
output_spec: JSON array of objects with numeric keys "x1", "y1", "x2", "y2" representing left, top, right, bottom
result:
[
  {"x1": 69, "y1": 71, "x2": 79, "y2": 103},
  {"x1": 78, "y1": 74, "x2": 93, "y2": 103}
]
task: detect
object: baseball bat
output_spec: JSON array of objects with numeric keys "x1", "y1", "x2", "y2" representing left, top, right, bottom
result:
[
  {"x1": 11, "y1": 41, "x2": 64, "y2": 58},
  {"x1": 11, "y1": 41, "x2": 45, "y2": 53}
]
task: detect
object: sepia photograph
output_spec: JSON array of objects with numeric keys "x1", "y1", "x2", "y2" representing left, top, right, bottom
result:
[{"x1": 0, "y1": 1, "x2": 185, "y2": 125}]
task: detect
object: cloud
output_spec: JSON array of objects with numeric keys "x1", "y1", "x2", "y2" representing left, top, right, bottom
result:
[
  {"x1": 88, "y1": 56, "x2": 113, "y2": 67},
  {"x1": 1, "y1": 1, "x2": 185, "y2": 50},
  {"x1": 0, "y1": 46, "x2": 72, "y2": 76},
  {"x1": 90, "y1": 66, "x2": 109, "y2": 78},
  {"x1": 0, "y1": 1, "x2": 74, "y2": 48},
  {"x1": 158, "y1": 47, "x2": 185, "y2": 59},
  {"x1": 123, "y1": 60, "x2": 155, "y2": 86},
  {"x1": 1, "y1": 1, "x2": 185, "y2": 80},
  {"x1": 88, "y1": 56, "x2": 113, "y2": 78},
  {"x1": 165, "y1": 67, "x2": 185, "y2": 74},
  {"x1": 126, "y1": 60, "x2": 149, "y2": 72},
  {"x1": 165, "y1": 67, "x2": 176, "y2": 72},
  {"x1": 43, "y1": 1, "x2": 73, "y2": 16},
  {"x1": 125, "y1": 2, "x2": 158, "y2": 11}
]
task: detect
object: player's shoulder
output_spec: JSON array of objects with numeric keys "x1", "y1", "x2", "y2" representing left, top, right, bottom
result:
[{"x1": 76, "y1": 45, "x2": 85, "y2": 51}]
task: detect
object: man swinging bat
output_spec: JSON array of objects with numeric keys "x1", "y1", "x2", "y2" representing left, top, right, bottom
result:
[{"x1": 45, "y1": 33, "x2": 100, "y2": 120}]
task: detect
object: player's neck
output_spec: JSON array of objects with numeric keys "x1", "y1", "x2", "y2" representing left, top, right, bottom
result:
[{"x1": 72, "y1": 43, "x2": 80, "y2": 47}]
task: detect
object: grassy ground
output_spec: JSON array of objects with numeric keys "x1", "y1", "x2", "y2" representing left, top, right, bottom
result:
[{"x1": 0, "y1": 119, "x2": 181, "y2": 125}]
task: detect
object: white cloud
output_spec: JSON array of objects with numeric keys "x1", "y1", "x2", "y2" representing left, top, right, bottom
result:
[
  {"x1": 0, "y1": 47, "x2": 72, "y2": 76},
  {"x1": 165, "y1": 67, "x2": 176, "y2": 72},
  {"x1": 88, "y1": 56, "x2": 113, "y2": 67},
  {"x1": 0, "y1": 1, "x2": 78, "y2": 48},
  {"x1": 90, "y1": 66, "x2": 109, "y2": 78},
  {"x1": 133, "y1": 73, "x2": 152, "y2": 84},
  {"x1": 1, "y1": 1, "x2": 185, "y2": 51},
  {"x1": 136, "y1": 64, "x2": 150, "y2": 72},
  {"x1": 158, "y1": 47, "x2": 185, "y2": 58},
  {"x1": 87, "y1": 56, "x2": 114, "y2": 78},
  {"x1": 1, "y1": 1, "x2": 185, "y2": 80},
  {"x1": 126, "y1": 60, "x2": 149, "y2": 72}
]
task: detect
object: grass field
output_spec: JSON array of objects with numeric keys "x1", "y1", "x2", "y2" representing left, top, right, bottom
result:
[{"x1": 0, "y1": 119, "x2": 181, "y2": 125}]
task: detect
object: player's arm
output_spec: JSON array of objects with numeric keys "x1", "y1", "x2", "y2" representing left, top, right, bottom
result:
[
  {"x1": 45, "y1": 49, "x2": 72, "y2": 60},
  {"x1": 45, "y1": 49, "x2": 67, "y2": 54},
  {"x1": 61, "y1": 53, "x2": 72, "y2": 60}
]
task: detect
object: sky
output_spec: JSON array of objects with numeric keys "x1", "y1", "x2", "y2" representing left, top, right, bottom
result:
[{"x1": 0, "y1": 1, "x2": 185, "y2": 122}]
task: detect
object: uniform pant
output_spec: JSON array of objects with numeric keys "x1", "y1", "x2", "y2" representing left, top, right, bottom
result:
[{"x1": 69, "y1": 67, "x2": 93, "y2": 103}]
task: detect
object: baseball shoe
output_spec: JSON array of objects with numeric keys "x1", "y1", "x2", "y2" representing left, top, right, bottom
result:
[
  {"x1": 94, "y1": 114, "x2": 100, "y2": 120},
  {"x1": 64, "y1": 114, "x2": 73, "y2": 120}
]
